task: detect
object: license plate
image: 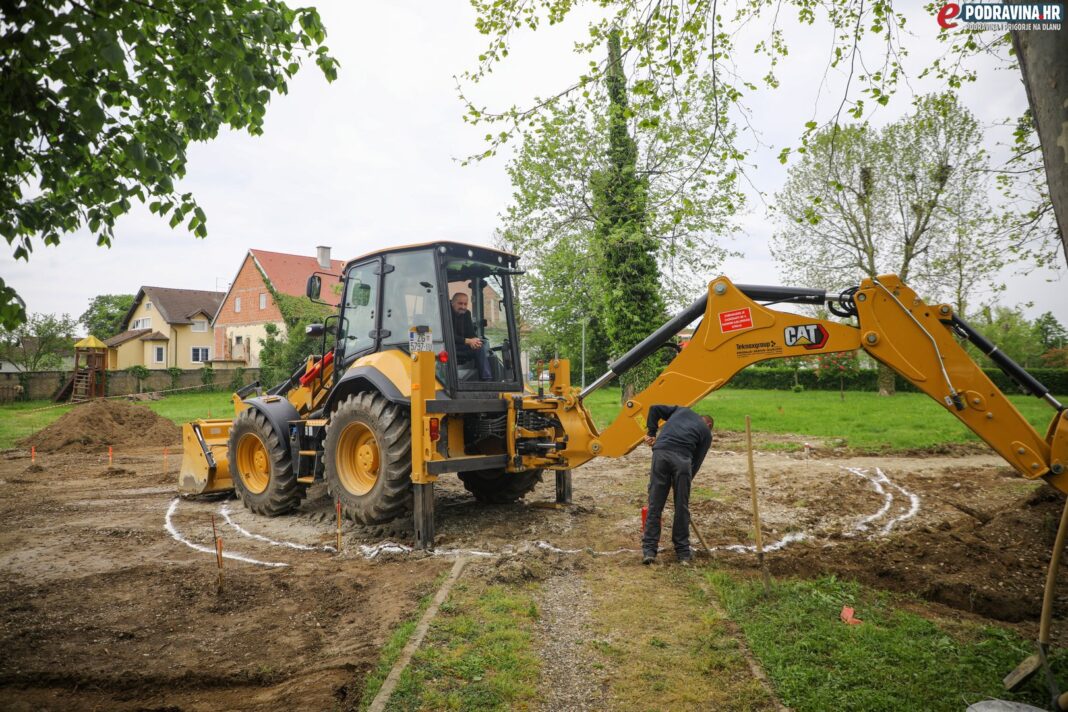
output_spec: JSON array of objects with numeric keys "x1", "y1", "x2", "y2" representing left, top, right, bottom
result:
[{"x1": 409, "y1": 327, "x2": 433, "y2": 352}]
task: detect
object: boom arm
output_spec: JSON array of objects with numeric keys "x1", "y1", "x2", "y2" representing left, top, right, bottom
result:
[{"x1": 554, "y1": 275, "x2": 1068, "y2": 492}]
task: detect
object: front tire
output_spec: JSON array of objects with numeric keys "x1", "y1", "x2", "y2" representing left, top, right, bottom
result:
[
  {"x1": 228, "y1": 408, "x2": 303, "y2": 516},
  {"x1": 459, "y1": 468, "x2": 542, "y2": 504},
  {"x1": 324, "y1": 392, "x2": 412, "y2": 524}
]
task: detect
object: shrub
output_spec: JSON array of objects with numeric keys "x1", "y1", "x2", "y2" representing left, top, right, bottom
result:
[
  {"x1": 724, "y1": 366, "x2": 1068, "y2": 394},
  {"x1": 166, "y1": 366, "x2": 183, "y2": 392},
  {"x1": 126, "y1": 364, "x2": 150, "y2": 393},
  {"x1": 229, "y1": 366, "x2": 247, "y2": 392},
  {"x1": 200, "y1": 364, "x2": 216, "y2": 391}
]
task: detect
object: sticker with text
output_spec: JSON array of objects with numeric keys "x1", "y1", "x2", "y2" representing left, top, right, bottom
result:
[{"x1": 718, "y1": 308, "x2": 754, "y2": 333}]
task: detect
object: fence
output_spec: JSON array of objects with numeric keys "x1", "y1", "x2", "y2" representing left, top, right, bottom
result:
[{"x1": 0, "y1": 368, "x2": 263, "y2": 402}]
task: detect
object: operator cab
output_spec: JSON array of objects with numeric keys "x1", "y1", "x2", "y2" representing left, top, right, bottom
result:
[{"x1": 310, "y1": 241, "x2": 524, "y2": 396}]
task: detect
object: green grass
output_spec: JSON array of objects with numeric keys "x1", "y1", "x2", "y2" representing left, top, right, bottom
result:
[
  {"x1": 4, "y1": 385, "x2": 1061, "y2": 453},
  {"x1": 357, "y1": 576, "x2": 444, "y2": 709},
  {"x1": 708, "y1": 572, "x2": 1066, "y2": 711},
  {"x1": 382, "y1": 580, "x2": 541, "y2": 711},
  {"x1": 0, "y1": 400, "x2": 73, "y2": 450},
  {"x1": 0, "y1": 391, "x2": 235, "y2": 450},
  {"x1": 584, "y1": 386, "x2": 1063, "y2": 451}
]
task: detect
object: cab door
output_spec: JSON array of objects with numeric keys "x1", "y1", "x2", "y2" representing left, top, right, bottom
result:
[{"x1": 336, "y1": 260, "x2": 382, "y2": 367}]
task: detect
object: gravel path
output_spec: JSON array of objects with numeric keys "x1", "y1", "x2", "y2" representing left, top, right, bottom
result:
[{"x1": 536, "y1": 571, "x2": 610, "y2": 711}]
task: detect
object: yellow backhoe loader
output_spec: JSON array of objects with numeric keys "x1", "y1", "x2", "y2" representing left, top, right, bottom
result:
[{"x1": 180, "y1": 240, "x2": 1066, "y2": 544}]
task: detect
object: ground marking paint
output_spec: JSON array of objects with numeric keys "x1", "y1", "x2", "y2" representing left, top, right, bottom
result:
[
  {"x1": 843, "y1": 466, "x2": 921, "y2": 536},
  {"x1": 165, "y1": 498, "x2": 287, "y2": 568},
  {"x1": 219, "y1": 503, "x2": 336, "y2": 553}
]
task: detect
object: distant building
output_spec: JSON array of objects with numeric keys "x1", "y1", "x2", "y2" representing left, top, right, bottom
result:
[
  {"x1": 105, "y1": 286, "x2": 224, "y2": 370},
  {"x1": 212, "y1": 247, "x2": 344, "y2": 368}
]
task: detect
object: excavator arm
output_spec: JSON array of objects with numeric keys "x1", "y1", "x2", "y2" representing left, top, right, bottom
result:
[{"x1": 550, "y1": 275, "x2": 1067, "y2": 492}]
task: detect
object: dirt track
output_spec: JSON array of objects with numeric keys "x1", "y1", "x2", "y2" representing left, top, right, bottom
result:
[{"x1": 1, "y1": 432, "x2": 1065, "y2": 710}]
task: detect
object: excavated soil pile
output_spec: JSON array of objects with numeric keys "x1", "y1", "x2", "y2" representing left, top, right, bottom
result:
[
  {"x1": 766, "y1": 485, "x2": 1068, "y2": 622},
  {"x1": 19, "y1": 399, "x2": 181, "y2": 453}
]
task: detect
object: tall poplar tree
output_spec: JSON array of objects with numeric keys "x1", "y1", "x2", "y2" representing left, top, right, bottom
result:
[{"x1": 590, "y1": 31, "x2": 665, "y2": 399}]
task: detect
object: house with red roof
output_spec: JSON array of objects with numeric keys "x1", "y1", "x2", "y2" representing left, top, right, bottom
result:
[{"x1": 212, "y1": 247, "x2": 344, "y2": 368}]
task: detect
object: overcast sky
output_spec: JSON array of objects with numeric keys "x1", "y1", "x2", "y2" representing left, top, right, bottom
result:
[{"x1": 3, "y1": 1, "x2": 1064, "y2": 329}]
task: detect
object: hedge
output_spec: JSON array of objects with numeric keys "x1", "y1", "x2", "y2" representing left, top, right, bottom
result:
[{"x1": 723, "y1": 367, "x2": 1068, "y2": 395}]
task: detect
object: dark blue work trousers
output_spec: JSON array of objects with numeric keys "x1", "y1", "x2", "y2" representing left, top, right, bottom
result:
[{"x1": 642, "y1": 449, "x2": 693, "y2": 558}]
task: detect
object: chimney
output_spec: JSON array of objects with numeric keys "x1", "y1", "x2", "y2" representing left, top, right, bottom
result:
[{"x1": 316, "y1": 245, "x2": 331, "y2": 270}]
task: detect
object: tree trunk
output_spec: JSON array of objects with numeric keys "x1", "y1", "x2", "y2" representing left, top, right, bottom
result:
[
  {"x1": 876, "y1": 363, "x2": 896, "y2": 396},
  {"x1": 1011, "y1": 21, "x2": 1068, "y2": 266},
  {"x1": 622, "y1": 382, "x2": 635, "y2": 403}
]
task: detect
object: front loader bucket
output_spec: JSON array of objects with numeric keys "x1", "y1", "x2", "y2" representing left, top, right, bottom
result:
[{"x1": 178, "y1": 419, "x2": 235, "y2": 495}]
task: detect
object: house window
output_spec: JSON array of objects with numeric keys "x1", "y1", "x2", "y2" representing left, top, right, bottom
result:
[
  {"x1": 259, "y1": 293, "x2": 267, "y2": 309},
  {"x1": 192, "y1": 347, "x2": 210, "y2": 363},
  {"x1": 235, "y1": 297, "x2": 241, "y2": 313},
  {"x1": 153, "y1": 346, "x2": 165, "y2": 363},
  {"x1": 144, "y1": 302, "x2": 152, "y2": 312},
  {"x1": 235, "y1": 335, "x2": 243, "y2": 344},
  {"x1": 132, "y1": 317, "x2": 152, "y2": 330},
  {"x1": 191, "y1": 319, "x2": 208, "y2": 332}
]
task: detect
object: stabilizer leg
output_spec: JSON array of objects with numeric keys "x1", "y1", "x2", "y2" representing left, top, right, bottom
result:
[
  {"x1": 414, "y1": 483, "x2": 435, "y2": 550},
  {"x1": 555, "y1": 469, "x2": 572, "y2": 505}
]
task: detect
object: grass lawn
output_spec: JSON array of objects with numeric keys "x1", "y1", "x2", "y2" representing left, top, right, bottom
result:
[
  {"x1": 0, "y1": 391, "x2": 236, "y2": 450},
  {"x1": 375, "y1": 578, "x2": 541, "y2": 711},
  {"x1": 3, "y1": 387, "x2": 1062, "y2": 453},
  {"x1": 583, "y1": 386, "x2": 1064, "y2": 451},
  {"x1": 708, "y1": 571, "x2": 1067, "y2": 711}
]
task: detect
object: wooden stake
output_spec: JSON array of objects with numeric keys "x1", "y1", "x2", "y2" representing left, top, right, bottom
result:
[
  {"x1": 336, "y1": 496, "x2": 343, "y2": 553},
  {"x1": 745, "y1": 416, "x2": 772, "y2": 593},
  {"x1": 108, "y1": 446, "x2": 113, "y2": 466},
  {"x1": 162, "y1": 447, "x2": 168, "y2": 476},
  {"x1": 31, "y1": 446, "x2": 35, "y2": 464},
  {"x1": 211, "y1": 514, "x2": 224, "y2": 592}
]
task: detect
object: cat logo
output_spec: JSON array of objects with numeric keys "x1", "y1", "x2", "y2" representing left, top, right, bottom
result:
[{"x1": 784, "y1": 323, "x2": 829, "y2": 350}]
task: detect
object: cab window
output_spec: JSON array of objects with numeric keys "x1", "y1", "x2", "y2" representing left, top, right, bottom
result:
[{"x1": 338, "y1": 262, "x2": 379, "y2": 361}]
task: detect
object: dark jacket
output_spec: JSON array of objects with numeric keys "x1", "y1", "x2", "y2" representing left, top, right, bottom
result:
[
  {"x1": 451, "y1": 309, "x2": 476, "y2": 352},
  {"x1": 646, "y1": 405, "x2": 713, "y2": 475}
]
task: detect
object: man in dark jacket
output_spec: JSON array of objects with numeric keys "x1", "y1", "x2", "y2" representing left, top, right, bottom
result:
[
  {"x1": 641, "y1": 405, "x2": 714, "y2": 565},
  {"x1": 450, "y1": 292, "x2": 492, "y2": 380}
]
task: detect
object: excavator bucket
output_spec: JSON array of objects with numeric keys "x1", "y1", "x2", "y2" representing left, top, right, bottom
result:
[{"x1": 178, "y1": 419, "x2": 235, "y2": 495}]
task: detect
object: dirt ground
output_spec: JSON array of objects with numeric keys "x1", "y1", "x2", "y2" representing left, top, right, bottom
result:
[{"x1": 1, "y1": 422, "x2": 1065, "y2": 710}]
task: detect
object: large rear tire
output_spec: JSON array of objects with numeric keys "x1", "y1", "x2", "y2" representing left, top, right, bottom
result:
[
  {"x1": 324, "y1": 392, "x2": 412, "y2": 524},
  {"x1": 228, "y1": 408, "x2": 303, "y2": 516},
  {"x1": 459, "y1": 468, "x2": 542, "y2": 504}
]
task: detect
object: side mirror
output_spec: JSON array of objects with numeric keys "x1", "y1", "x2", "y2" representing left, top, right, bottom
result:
[
  {"x1": 306, "y1": 275, "x2": 322, "y2": 300},
  {"x1": 305, "y1": 323, "x2": 324, "y2": 338}
]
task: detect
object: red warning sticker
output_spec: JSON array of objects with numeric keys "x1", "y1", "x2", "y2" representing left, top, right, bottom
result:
[{"x1": 718, "y1": 308, "x2": 754, "y2": 333}]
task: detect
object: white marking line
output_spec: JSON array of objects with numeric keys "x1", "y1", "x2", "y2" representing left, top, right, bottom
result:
[
  {"x1": 877, "y1": 468, "x2": 921, "y2": 534},
  {"x1": 355, "y1": 541, "x2": 496, "y2": 559},
  {"x1": 715, "y1": 531, "x2": 809, "y2": 554},
  {"x1": 843, "y1": 466, "x2": 921, "y2": 537},
  {"x1": 220, "y1": 504, "x2": 336, "y2": 553},
  {"x1": 845, "y1": 466, "x2": 894, "y2": 530},
  {"x1": 165, "y1": 498, "x2": 287, "y2": 568}
]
